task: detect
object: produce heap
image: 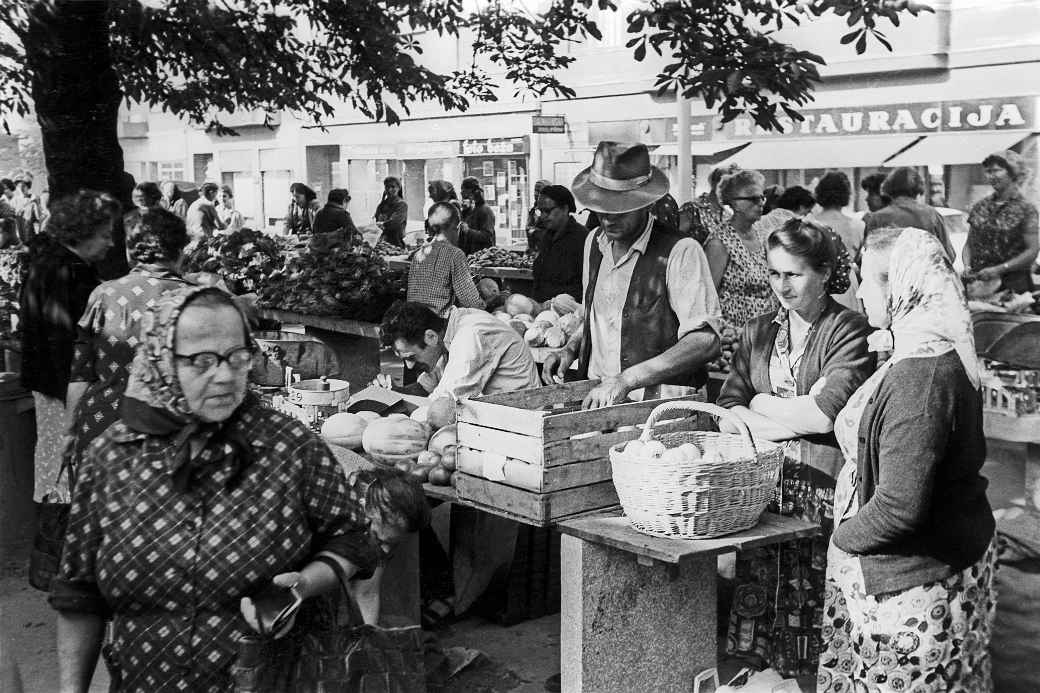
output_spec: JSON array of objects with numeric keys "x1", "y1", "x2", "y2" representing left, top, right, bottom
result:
[
  {"x1": 706, "y1": 324, "x2": 739, "y2": 374},
  {"x1": 257, "y1": 232, "x2": 406, "y2": 321},
  {"x1": 467, "y1": 247, "x2": 533, "y2": 271},
  {"x1": 182, "y1": 228, "x2": 285, "y2": 295},
  {"x1": 490, "y1": 293, "x2": 584, "y2": 350},
  {"x1": 321, "y1": 411, "x2": 459, "y2": 487}
]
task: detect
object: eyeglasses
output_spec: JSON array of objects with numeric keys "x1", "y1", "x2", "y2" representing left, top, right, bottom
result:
[
  {"x1": 174, "y1": 346, "x2": 254, "y2": 374},
  {"x1": 731, "y1": 195, "x2": 766, "y2": 205}
]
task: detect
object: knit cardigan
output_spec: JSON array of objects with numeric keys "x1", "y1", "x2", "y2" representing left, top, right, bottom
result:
[{"x1": 717, "y1": 297, "x2": 875, "y2": 479}]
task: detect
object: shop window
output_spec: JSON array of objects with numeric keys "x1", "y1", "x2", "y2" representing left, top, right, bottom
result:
[
  {"x1": 464, "y1": 157, "x2": 530, "y2": 246},
  {"x1": 145, "y1": 161, "x2": 186, "y2": 183},
  {"x1": 306, "y1": 145, "x2": 340, "y2": 202},
  {"x1": 193, "y1": 153, "x2": 214, "y2": 184}
]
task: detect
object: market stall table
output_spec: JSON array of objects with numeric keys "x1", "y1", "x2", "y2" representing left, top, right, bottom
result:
[
  {"x1": 556, "y1": 514, "x2": 819, "y2": 693},
  {"x1": 258, "y1": 308, "x2": 382, "y2": 391}
]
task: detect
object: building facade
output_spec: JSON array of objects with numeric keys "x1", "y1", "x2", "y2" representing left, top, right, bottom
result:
[{"x1": 118, "y1": 0, "x2": 1040, "y2": 243}]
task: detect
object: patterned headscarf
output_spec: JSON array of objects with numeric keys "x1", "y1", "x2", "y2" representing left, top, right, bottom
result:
[
  {"x1": 871, "y1": 227, "x2": 979, "y2": 388},
  {"x1": 120, "y1": 285, "x2": 256, "y2": 491}
]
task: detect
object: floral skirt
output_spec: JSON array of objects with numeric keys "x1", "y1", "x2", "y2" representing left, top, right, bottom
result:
[
  {"x1": 817, "y1": 540, "x2": 998, "y2": 693},
  {"x1": 725, "y1": 453, "x2": 836, "y2": 677},
  {"x1": 32, "y1": 392, "x2": 67, "y2": 502}
]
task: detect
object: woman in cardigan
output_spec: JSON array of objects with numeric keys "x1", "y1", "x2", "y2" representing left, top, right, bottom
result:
[
  {"x1": 718, "y1": 218, "x2": 875, "y2": 677},
  {"x1": 817, "y1": 227, "x2": 996, "y2": 693}
]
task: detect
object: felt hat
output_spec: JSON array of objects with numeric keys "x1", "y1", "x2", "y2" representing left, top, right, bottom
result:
[{"x1": 572, "y1": 141, "x2": 669, "y2": 214}]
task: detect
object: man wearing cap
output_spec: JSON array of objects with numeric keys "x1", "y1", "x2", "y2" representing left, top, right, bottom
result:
[
  {"x1": 530, "y1": 185, "x2": 587, "y2": 303},
  {"x1": 543, "y1": 141, "x2": 722, "y2": 409}
]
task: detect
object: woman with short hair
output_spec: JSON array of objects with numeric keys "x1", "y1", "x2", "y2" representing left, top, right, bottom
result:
[
  {"x1": 863, "y1": 167, "x2": 954, "y2": 260},
  {"x1": 63, "y1": 208, "x2": 193, "y2": 474},
  {"x1": 810, "y1": 171, "x2": 865, "y2": 311},
  {"x1": 718, "y1": 218, "x2": 873, "y2": 677},
  {"x1": 19, "y1": 190, "x2": 120, "y2": 501},
  {"x1": 704, "y1": 168, "x2": 780, "y2": 330},
  {"x1": 963, "y1": 150, "x2": 1039, "y2": 293}
]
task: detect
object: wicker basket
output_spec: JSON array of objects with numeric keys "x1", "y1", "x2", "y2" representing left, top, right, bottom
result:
[{"x1": 609, "y1": 400, "x2": 783, "y2": 539}]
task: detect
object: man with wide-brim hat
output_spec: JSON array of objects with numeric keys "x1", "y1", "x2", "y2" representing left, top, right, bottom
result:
[{"x1": 543, "y1": 141, "x2": 722, "y2": 409}]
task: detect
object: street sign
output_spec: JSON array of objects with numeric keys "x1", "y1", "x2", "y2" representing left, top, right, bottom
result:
[{"x1": 532, "y1": 115, "x2": 567, "y2": 134}]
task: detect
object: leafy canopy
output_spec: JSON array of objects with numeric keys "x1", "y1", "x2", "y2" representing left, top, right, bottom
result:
[{"x1": 0, "y1": 0, "x2": 931, "y2": 135}]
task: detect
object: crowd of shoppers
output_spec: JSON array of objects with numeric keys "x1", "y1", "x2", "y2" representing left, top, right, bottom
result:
[{"x1": 6, "y1": 141, "x2": 1025, "y2": 691}]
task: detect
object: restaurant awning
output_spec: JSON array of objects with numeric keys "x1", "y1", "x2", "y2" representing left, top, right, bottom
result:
[
  {"x1": 650, "y1": 142, "x2": 750, "y2": 159},
  {"x1": 713, "y1": 135, "x2": 923, "y2": 170},
  {"x1": 882, "y1": 130, "x2": 1035, "y2": 167}
]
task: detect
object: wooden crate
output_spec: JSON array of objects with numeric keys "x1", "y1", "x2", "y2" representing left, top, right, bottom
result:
[{"x1": 456, "y1": 380, "x2": 704, "y2": 491}]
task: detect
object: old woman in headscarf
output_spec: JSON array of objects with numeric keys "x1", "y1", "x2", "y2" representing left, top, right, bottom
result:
[
  {"x1": 50, "y1": 285, "x2": 380, "y2": 692},
  {"x1": 817, "y1": 227, "x2": 996, "y2": 693}
]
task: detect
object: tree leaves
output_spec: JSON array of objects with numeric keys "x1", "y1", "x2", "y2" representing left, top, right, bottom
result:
[{"x1": 0, "y1": 0, "x2": 931, "y2": 137}]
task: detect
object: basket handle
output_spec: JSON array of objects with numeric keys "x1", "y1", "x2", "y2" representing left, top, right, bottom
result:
[{"x1": 639, "y1": 400, "x2": 757, "y2": 455}]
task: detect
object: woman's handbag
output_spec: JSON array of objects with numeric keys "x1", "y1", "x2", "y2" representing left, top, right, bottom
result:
[
  {"x1": 232, "y1": 560, "x2": 427, "y2": 693},
  {"x1": 28, "y1": 460, "x2": 72, "y2": 592}
]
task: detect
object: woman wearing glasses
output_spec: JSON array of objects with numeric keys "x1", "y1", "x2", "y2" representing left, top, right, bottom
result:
[
  {"x1": 50, "y1": 286, "x2": 393, "y2": 692},
  {"x1": 704, "y1": 169, "x2": 781, "y2": 331}
]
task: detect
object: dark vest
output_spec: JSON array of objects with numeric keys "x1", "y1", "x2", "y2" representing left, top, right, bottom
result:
[{"x1": 579, "y1": 222, "x2": 706, "y2": 388}]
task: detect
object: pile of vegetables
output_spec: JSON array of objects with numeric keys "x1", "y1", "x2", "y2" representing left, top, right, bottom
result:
[
  {"x1": 182, "y1": 229, "x2": 284, "y2": 295},
  {"x1": 707, "y1": 324, "x2": 740, "y2": 373},
  {"x1": 257, "y1": 233, "x2": 405, "y2": 321},
  {"x1": 321, "y1": 411, "x2": 458, "y2": 486},
  {"x1": 373, "y1": 240, "x2": 408, "y2": 257},
  {"x1": 468, "y1": 247, "x2": 533, "y2": 271},
  {"x1": 491, "y1": 292, "x2": 584, "y2": 349}
]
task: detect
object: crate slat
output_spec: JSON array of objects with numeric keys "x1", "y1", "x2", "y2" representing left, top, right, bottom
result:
[
  {"x1": 470, "y1": 379, "x2": 599, "y2": 409},
  {"x1": 541, "y1": 395, "x2": 695, "y2": 442},
  {"x1": 454, "y1": 473, "x2": 620, "y2": 526},
  {"x1": 542, "y1": 414, "x2": 704, "y2": 466},
  {"x1": 457, "y1": 447, "x2": 614, "y2": 492},
  {"x1": 457, "y1": 421, "x2": 544, "y2": 465},
  {"x1": 457, "y1": 398, "x2": 546, "y2": 437}
]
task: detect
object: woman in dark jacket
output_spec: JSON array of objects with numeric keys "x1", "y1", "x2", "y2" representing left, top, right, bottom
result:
[
  {"x1": 459, "y1": 176, "x2": 495, "y2": 254},
  {"x1": 817, "y1": 226, "x2": 995, "y2": 693},
  {"x1": 717, "y1": 218, "x2": 874, "y2": 677},
  {"x1": 375, "y1": 176, "x2": 408, "y2": 247},
  {"x1": 19, "y1": 190, "x2": 120, "y2": 502}
]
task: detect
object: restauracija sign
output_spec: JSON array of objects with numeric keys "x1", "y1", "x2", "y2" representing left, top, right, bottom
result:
[{"x1": 725, "y1": 97, "x2": 1035, "y2": 138}]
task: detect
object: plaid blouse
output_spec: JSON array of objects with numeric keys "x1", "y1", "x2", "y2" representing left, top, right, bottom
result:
[
  {"x1": 406, "y1": 240, "x2": 484, "y2": 317},
  {"x1": 50, "y1": 401, "x2": 377, "y2": 692}
]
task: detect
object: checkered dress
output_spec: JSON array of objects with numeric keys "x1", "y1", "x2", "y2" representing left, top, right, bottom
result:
[
  {"x1": 66, "y1": 266, "x2": 193, "y2": 470},
  {"x1": 52, "y1": 403, "x2": 372, "y2": 692}
]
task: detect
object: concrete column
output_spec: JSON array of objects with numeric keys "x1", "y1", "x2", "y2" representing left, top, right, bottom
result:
[
  {"x1": 677, "y1": 96, "x2": 692, "y2": 204},
  {"x1": 560, "y1": 534, "x2": 717, "y2": 693}
]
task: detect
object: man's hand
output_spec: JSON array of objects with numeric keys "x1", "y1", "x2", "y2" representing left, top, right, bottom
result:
[
  {"x1": 581, "y1": 375, "x2": 632, "y2": 410},
  {"x1": 370, "y1": 373, "x2": 394, "y2": 389},
  {"x1": 541, "y1": 348, "x2": 575, "y2": 385}
]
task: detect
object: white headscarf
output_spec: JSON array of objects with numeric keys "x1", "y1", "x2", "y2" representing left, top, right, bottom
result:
[{"x1": 872, "y1": 227, "x2": 980, "y2": 388}]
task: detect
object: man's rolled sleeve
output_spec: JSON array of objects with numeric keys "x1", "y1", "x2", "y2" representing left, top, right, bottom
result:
[{"x1": 665, "y1": 238, "x2": 723, "y2": 339}]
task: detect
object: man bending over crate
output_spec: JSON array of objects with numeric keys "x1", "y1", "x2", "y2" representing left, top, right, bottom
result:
[
  {"x1": 376, "y1": 300, "x2": 542, "y2": 427},
  {"x1": 543, "y1": 141, "x2": 723, "y2": 409}
]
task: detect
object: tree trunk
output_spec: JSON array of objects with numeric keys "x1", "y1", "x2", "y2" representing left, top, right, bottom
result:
[{"x1": 25, "y1": 0, "x2": 129, "y2": 279}]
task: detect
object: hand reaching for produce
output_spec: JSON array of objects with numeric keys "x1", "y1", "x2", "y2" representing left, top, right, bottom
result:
[
  {"x1": 582, "y1": 375, "x2": 631, "y2": 410},
  {"x1": 541, "y1": 348, "x2": 575, "y2": 385}
]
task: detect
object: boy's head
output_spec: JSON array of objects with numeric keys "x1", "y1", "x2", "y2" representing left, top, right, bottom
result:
[{"x1": 357, "y1": 468, "x2": 431, "y2": 556}]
